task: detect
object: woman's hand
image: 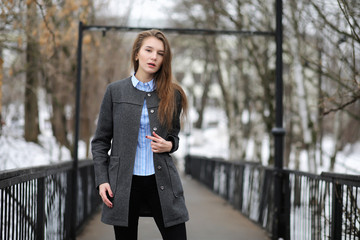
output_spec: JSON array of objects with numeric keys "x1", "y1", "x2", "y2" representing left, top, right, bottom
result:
[
  {"x1": 99, "y1": 183, "x2": 113, "y2": 208},
  {"x1": 146, "y1": 131, "x2": 173, "y2": 153}
]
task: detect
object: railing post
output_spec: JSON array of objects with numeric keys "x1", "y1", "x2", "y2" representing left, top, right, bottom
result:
[
  {"x1": 225, "y1": 163, "x2": 231, "y2": 201},
  {"x1": 185, "y1": 155, "x2": 191, "y2": 175},
  {"x1": 238, "y1": 165, "x2": 244, "y2": 212},
  {"x1": 282, "y1": 172, "x2": 291, "y2": 239},
  {"x1": 70, "y1": 20, "x2": 84, "y2": 239},
  {"x1": 258, "y1": 169, "x2": 272, "y2": 225},
  {"x1": 331, "y1": 183, "x2": 343, "y2": 240},
  {"x1": 36, "y1": 178, "x2": 45, "y2": 240}
]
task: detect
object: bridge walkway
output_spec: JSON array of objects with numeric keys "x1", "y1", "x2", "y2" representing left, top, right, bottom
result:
[{"x1": 77, "y1": 174, "x2": 270, "y2": 240}]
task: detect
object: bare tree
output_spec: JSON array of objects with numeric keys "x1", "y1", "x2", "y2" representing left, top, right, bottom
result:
[
  {"x1": 304, "y1": 0, "x2": 359, "y2": 171},
  {"x1": 1, "y1": 0, "x2": 136, "y2": 161},
  {"x1": 170, "y1": 0, "x2": 278, "y2": 162},
  {"x1": 170, "y1": 0, "x2": 359, "y2": 171}
]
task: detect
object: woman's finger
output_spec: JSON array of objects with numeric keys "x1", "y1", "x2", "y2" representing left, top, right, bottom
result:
[
  {"x1": 146, "y1": 132, "x2": 163, "y2": 142},
  {"x1": 106, "y1": 184, "x2": 114, "y2": 198},
  {"x1": 99, "y1": 183, "x2": 113, "y2": 208},
  {"x1": 147, "y1": 132, "x2": 172, "y2": 153},
  {"x1": 101, "y1": 194, "x2": 113, "y2": 208},
  {"x1": 152, "y1": 131, "x2": 161, "y2": 139}
]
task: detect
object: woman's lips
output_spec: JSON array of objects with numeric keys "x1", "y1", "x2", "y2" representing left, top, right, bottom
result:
[{"x1": 148, "y1": 63, "x2": 156, "y2": 68}]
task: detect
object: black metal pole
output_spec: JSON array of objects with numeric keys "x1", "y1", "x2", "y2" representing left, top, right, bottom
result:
[
  {"x1": 331, "y1": 183, "x2": 343, "y2": 240},
  {"x1": 83, "y1": 25, "x2": 275, "y2": 36},
  {"x1": 272, "y1": 0, "x2": 286, "y2": 239},
  {"x1": 273, "y1": 0, "x2": 285, "y2": 167},
  {"x1": 70, "y1": 21, "x2": 83, "y2": 239},
  {"x1": 36, "y1": 178, "x2": 45, "y2": 240}
]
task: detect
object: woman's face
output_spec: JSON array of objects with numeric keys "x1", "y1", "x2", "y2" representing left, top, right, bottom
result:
[{"x1": 136, "y1": 36, "x2": 165, "y2": 80}]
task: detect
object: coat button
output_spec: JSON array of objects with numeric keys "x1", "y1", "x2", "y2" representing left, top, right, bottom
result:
[
  {"x1": 160, "y1": 186, "x2": 165, "y2": 191},
  {"x1": 157, "y1": 165, "x2": 162, "y2": 170},
  {"x1": 150, "y1": 109, "x2": 155, "y2": 114},
  {"x1": 153, "y1": 127, "x2": 157, "y2": 131},
  {"x1": 147, "y1": 93, "x2": 151, "y2": 97}
]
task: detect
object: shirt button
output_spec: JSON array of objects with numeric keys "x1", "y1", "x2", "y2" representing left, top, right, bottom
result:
[
  {"x1": 160, "y1": 186, "x2": 165, "y2": 191},
  {"x1": 150, "y1": 109, "x2": 155, "y2": 114},
  {"x1": 157, "y1": 165, "x2": 162, "y2": 170},
  {"x1": 147, "y1": 93, "x2": 151, "y2": 97},
  {"x1": 153, "y1": 127, "x2": 157, "y2": 131}
]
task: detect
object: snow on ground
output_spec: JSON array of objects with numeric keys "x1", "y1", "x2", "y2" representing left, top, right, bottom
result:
[
  {"x1": 0, "y1": 126, "x2": 73, "y2": 171},
  {"x1": 0, "y1": 101, "x2": 83, "y2": 171},
  {"x1": 1, "y1": 104, "x2": 359, "y2": 175},
  {"x1": 0, "y1": 130, "x2": 88, "y2": 171}
]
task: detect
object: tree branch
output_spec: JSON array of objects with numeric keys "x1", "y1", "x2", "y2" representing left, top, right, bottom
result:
[
  {"x1": 34, "y1": 0, "x2": 58, "y2": 58},
  {"x1": 310, "y1": 1, "x2": 356, "y2": 41},
  {"x1": 323, "y1": 94, "x2": 360, "y2": 116},
  {"x1": 337, "y1": 0, "x2": 360, "y2": 42}
]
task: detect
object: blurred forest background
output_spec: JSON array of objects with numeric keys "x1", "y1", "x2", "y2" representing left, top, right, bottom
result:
[{"x1": 0, "y1": 0, "x2": 359, "y2": 173}]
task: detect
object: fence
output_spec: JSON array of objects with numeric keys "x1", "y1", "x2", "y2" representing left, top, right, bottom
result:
[
  {"x1": 185, "y1": 155, "x2": 360, "y2": 240},
  {"x1": 0, "y1": 160, "x2": 101, "y2": 240}
]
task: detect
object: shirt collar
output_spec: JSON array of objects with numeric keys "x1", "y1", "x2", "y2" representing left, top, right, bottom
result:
[{"x1": 131, "y1": 74, "x2": 155, "y2": 91}]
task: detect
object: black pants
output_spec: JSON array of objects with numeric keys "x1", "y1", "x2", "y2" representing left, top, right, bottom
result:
[{"x1": 114, "y1": 175, "x2": 187, "y2": 240}]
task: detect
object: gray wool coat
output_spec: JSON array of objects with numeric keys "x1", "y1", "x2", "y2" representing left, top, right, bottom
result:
[{"x1": 91, "y1": 77, "x2": 189, "y2": 228}]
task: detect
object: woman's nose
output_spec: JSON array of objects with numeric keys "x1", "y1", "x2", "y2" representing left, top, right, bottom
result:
[{"x1": 150, "y1": 52, "x2": 157, "y2": 60}]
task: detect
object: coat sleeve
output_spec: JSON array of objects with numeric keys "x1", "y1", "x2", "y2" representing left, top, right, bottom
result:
[
  {"x1": 91, "y1": 85, "x2": 113, "y2": 188},
  {"x1": 166, "y1": 90, "x2": 182, "y2": 153}
]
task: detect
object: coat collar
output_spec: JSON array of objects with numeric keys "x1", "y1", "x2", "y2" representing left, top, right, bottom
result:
[{"x1": 124, "y1": 77, "x2": 159, "y2": 108}]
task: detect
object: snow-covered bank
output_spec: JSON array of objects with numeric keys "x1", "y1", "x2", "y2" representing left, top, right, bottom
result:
[{"x1": 0, "y1": 133, "x2": 72, "y2": 171}]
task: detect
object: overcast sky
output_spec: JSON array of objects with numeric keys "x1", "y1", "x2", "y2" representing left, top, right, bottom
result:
[{"x1": 99, "y1": 0, "x2": 174, "y2": 26}]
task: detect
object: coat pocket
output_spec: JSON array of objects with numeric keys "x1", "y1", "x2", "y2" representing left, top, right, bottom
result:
[
  {"x1": 165, "y1": 156, "x2": 184, "y2": 198},
  {"x1": 108, "y1": 156, "x2": 120, "y2": 194}
]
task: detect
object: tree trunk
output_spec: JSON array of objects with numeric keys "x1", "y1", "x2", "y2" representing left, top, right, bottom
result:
[
  {"x1": 50, "y1": 95, "x2": 71, "y2": 151},
  {"x1": 214, "y1": 61, "x2": 238, "y2": 160},
  {"x1": 290, "y1": 5, "x2": 317, "y2": 171},
  {"x1": 330, "y1": 111, "x2": 342, "y2": 171},
  {"x1": 194, "y1": 70, "x2": 211, "y2": 129},
  {"x1": 194, "y1": 37, "x2": 213, "y2": 129},
  {"x1": 317, "y1": 38, "x2": 324, "y2": 167},
  {"x1": 24, "y1": 1, "x2": 40, "y2": 143},
  {"x1": 284, "y1": 82, "x2": 294, "y2": 168},
  {"x1": 195, "y1": 59, "x2": 211, "y2": 129}
]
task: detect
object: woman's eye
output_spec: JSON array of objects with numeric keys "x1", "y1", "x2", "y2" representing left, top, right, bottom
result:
[
  {"x1": 158, "y1": 52, "x2": 164, "y2": 56},
  {"x1": 146, "y1": 49, "x2": 151, "y2": 52}
]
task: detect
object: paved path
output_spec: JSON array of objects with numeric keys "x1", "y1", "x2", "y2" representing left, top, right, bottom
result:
[{"x1": 77, "y1": 175, "x2": 270, "y2": 240}]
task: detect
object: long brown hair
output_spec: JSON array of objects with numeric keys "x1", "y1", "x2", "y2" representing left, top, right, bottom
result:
[{"x1": 131, "y1": 29, "x2": 188, "y2": 130}]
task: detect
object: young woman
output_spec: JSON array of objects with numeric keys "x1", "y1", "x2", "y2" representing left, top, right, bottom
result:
[{"x1": 91, "y1": 29, "x2": 189, "y2": 240}]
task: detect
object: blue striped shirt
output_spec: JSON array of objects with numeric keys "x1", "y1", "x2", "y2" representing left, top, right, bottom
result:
[{"x1": 131, "y1": 75, "x2": 156, "y2": 176}]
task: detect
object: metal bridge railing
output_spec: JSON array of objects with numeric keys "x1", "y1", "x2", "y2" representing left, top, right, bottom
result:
[
  {"x1": 185, "y1": 155, "x2": 360, "y2": 240},
  {"x1": 0, "y1": 160, "x2": 101, "y2": 240}
]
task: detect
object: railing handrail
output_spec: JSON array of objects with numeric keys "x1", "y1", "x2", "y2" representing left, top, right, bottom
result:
[
  {"x1": 185, "y1": 155, "x2": 360, "y2": 240},
  {"x1": 0, "y1": 160, "x2": 93, "y2": 188},
  {"x1": 0, "y1": 159, "x2": 101, "y2": 240},
  {"x1": 321, "y1": 171, "x2": 360, "y2": 186},
  {"x1": 188, "y1": 155, "x2": 360, "y2": 186}
]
